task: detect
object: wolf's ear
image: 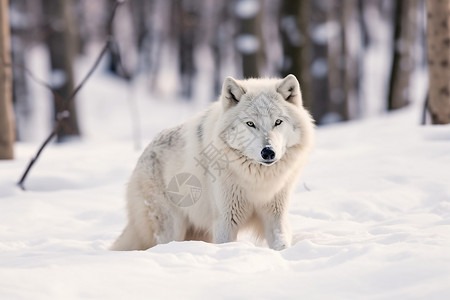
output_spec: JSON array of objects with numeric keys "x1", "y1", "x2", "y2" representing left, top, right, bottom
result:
[
  {"x1": 221, "y1": 76, "x2": 246, "y2": 109},
  {"x1": 277, "y1": 74, "x2": 302, "y2": 105}
]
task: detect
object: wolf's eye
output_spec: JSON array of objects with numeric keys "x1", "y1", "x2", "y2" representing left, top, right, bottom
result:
[
  {"x1": 246, "y1": 121, "x2": 255, "y2": 128},
  {"x1": 274, "y1": 119, "x2": 283, "y2": 126}
]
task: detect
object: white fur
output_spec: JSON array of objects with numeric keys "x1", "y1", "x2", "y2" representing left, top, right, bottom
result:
[{"x1": 111, "y1": 75, "x2": 315, "y2": 251}]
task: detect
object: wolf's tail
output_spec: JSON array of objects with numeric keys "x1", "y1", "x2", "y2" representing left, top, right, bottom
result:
[{"x1": 110, "y1": 223, "x2": 154, "y2": 251}]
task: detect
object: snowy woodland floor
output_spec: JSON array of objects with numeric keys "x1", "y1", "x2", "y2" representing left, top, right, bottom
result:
[{"x1": 1, "y1": 64, "x2": 450, "y2": 299}]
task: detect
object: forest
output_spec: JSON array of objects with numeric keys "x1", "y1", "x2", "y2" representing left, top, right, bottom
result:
[{"x1": 1, "y1": 0, "x2": 449, "y2": 161}]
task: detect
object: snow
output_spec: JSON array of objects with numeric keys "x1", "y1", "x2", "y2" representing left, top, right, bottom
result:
[
  {"x1": 359, "y1": 2, "x2": 396, "y2": 117},
  {"x1": 311, "y1": 57, "x2": 328, "y2": 78},
  {"x1": 280, "y1": 16, "x2": 302, "y2": 46},
  {"x1": 50, "y1": 70, "x2": 68, "y2": 89},
  {"x1": 235, "y1": 34, "x2": 260, "y2": 55},
  {"x1": 234, "y1": 0, "x2": 260, "y2": 19},
  {"x1": 311, "y1": 21, "x2": 341, "y2": 45},
  {"x1": 2, "y1": 67, "x2": 450, "y2": 299}
]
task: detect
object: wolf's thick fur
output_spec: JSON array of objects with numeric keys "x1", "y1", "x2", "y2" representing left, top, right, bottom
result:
[{"x1": 111, "y1": 75, "x2": 314, "y2": 251}]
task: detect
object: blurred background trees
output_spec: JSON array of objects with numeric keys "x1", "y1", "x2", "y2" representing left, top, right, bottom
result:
[
  {"x1": 0, "y1": 0, "x2": 14, "y2": 159},
  {"x1": 426, "y1": 0, "x2": 450, "y2": 124},
  {"x1": 3, "y1": 0, "x2": 446, "y2": 151},
  {"x1": 42, "y1": 0, "x2": 80, "y2": 141}
]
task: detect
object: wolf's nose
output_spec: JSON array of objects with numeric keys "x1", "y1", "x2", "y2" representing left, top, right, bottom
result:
[{"x1": 261, "y1": 147, "x2": 275, "y2": 160}]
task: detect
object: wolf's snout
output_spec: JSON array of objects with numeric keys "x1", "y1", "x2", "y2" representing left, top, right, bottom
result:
[{"x1": 261, "y1": 147, "x2": 276, "y2": 161}]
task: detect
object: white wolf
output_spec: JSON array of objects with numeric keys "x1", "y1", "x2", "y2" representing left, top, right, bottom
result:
[{"x1": 111, "y1": 74, "x2": 314, "y2": 251}]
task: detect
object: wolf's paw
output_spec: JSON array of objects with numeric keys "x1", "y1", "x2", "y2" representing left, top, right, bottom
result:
[{"x1": 269, "y1": 237, "x2": 291, "y2": 251}]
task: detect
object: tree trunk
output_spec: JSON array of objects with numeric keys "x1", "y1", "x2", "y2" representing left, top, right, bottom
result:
[
  {"x1": 211, "y1": 0, "x2": 228, "y2": 97},
  {"x1": 10, "y1": 0, "x2": 30, "y2": 141},
  {"x1": 279, "y1": 0, "x2": 312, "y2": 110},
  {"x1": 326, "y1": 0, "x2": 348, "y2": 122},
  {"x1": 358, "y1": 0, "x2": 370, "y2": 48},
  {"x1": 172, "y1": 0, "x2": 199, "y2": 99},
  {"x1": 426, "y1": 0, "x2": 450, "y2": 124},
  {"x1": 235, "y1": 0, "x2": 264, "y2": 79},
  {"x1": 42, "y1": 0, "x2": 80, "y2": 141},
  {"x1": 388, "y1": 0, "x2": 418, "y2": 111},
  {"x1": 342, "y1": 0, "x2": 361, "y2": 119},
  {"x1": 0, "y1": 0, "x2": 14, "y2": 159},
  {"x1": 310, "y1": 0, "x2": 330, "y2": 124}
]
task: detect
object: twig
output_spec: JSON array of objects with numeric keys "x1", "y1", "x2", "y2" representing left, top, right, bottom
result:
[
  {"x1": 421, "y1": 94, "x2": 429, "y2": 125},
  {"x1": 17, "y1": 1, "x2": 124, "y2": 190},
  {"x1": 6, "y1": 61, "x2": 66, "y2": 107},
  {"x1": 303, "y1": 182, "x2": 311, "y2": 192}
]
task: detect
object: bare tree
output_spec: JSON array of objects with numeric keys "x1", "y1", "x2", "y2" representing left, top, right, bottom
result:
[
  {"x1": 388, "y1": 0, "x2": 418, "y2": 110},
  {"x1": 343, "y1": 0, "x2": 362, "y2": 119},
  {"x1": 0, "y1": 0, "x2": 15, "y2": 159},
  {"x1": 426, "y1": 0, "x2": 450, "y2": 124},
  {"x1": 310, "y1": 0, "x2": 330, "y2": 124},
  {"x1": 10, "y1": 0, "x2": 30, "y2": 141},
  {"x1": 326, "y1": 0, "x2": 349, "y2": 122},
  {"x1": 17, "y1": 1, "x2": 124, "y2": 189},
  {"x1": 211, "y1": 0, "x2": 229, "y2": 96},
  {"x1": 171, "y1": 0, "x2": 200, "y2": 99},
  {"x1": 42, "y1": 0, "x2": 80, "y2": 141},
  {"x1": 235, "y1": 0, "x2": 265, "y2": 78},
  {"x1": 279, "y1": 0, "x2": 312, "y2": 110}
]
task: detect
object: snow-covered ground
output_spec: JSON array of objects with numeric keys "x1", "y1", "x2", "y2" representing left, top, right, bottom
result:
[{"x1": 1, "y1": 63, "x2": 450, "y2": 299}]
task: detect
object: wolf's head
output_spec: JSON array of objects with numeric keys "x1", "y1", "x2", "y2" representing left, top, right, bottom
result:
[{"x1": 219, "y1": 74, "x2": 311, "y2": 166}]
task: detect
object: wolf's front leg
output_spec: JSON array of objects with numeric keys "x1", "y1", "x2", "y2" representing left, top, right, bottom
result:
[
  {"x1": 260, "y1": 191, "x2": 292, "y2": 250},
  {"x1": 213, "y1": 217, "x2": 238, "y2": 244},
  {"x1": 212, "y1": 183, "x2": 250, "y2": 244},
  {"x1": 263, "y1": 212, "x2": 291, "y2": 250}
]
